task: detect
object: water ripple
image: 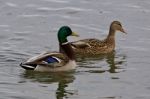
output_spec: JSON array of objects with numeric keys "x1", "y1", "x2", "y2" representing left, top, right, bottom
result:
[
  {"x1": 124, "y1": 46, "x2": 149, "y2": 51},
  {"x1": 0, "y1": 25, "x2": 10, "y2": 28},
  {"x1": 43, "y1": 0, "x2": 69, "y2": 3},
  {"x1": 5, "y1": 2, "x2": 18, "y2": 7},
  {"x1": 18, "y1": 14, "x2": 46, "y2": 18},
  {"x1": 37, "y1": 7, "x2": 92, "y2": 12}
]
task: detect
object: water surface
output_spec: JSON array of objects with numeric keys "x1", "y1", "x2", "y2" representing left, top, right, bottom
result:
[{"x1": 0, "y1": 0, "x2": 150, "y2": 99}]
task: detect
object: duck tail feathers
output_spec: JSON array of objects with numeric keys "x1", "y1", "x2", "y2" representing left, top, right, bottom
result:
[{"x1": 20, "y1": 62, "x2": 37, "y2": 70}]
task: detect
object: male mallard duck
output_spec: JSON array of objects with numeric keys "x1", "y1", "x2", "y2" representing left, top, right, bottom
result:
[
  {"x1": 70, "y1": 21, "x2": 126, "y2": 56},
  {"x1": 20, "y1": 26, "x2": 79, "y2": 72}
]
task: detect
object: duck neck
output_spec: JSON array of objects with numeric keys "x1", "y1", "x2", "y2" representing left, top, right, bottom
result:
[
  {"x1": 108, "y1": 27, "x2": 116, "y2": 37},
  {"x1": 106, "y1": 27, "x2": 116, "y2": 45},
  {"x1": 59, "y1": 42, "x2": 75, "y2": 60}
]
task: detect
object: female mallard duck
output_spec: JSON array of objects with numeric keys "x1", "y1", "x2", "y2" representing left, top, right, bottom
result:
[
  {"x1": 20, "y1": 26, "x2": 79, "y2": 72},
  {"x1": 70, "y1": 21, "x2": 126, "y2": 56}
]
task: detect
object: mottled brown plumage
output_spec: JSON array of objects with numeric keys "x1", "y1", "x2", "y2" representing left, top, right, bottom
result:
[{"x1": 71, "y1": 21, "x2": 126, "y2": 56}]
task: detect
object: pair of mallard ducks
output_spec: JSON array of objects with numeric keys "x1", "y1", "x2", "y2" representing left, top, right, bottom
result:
[{"x1": 20, "y1": 21, "x2": 126, "y2": 72}]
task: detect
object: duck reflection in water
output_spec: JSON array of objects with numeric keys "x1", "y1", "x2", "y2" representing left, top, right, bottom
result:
[
  {"x1": 106, "y1": 51, "x2": 126, "y2": 73},
  {"x1": 21, "y1": 71, "x2": 77, "y2": 99},
  {"x1": 76, "y1": 51, "x2": 126, "y2": 73},
  {"x1": 56, "y1": 78, "x2": 76, "y2": 99}
]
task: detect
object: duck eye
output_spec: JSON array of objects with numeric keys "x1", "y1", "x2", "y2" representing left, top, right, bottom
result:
[{"x1": 118, "y1": 23, "x2": 122, "y2": 27}]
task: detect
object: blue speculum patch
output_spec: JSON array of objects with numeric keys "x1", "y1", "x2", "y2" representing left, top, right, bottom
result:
[{"x1": 45, "y1": 57, "x2": 59, "y2": 63}]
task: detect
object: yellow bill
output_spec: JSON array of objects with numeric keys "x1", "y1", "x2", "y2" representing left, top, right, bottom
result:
[{"x1": 71, "y1": 32, "x2": 79, "y2": 37}]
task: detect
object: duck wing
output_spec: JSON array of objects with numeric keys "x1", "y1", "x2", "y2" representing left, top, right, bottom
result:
[
  {"x1": 71, "y1": 38, "x2": 107, "y2": 49},
  {"x1": 70, "y1": 40, "x2": 91, "y2": 49},
  {"x1": 21, "y1": 52, "x2": 69, "y2": 69}
]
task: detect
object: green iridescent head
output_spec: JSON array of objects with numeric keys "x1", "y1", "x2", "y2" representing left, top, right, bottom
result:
[{"x1": 58, "y1": 26, "x2": 79, "y2": 44}]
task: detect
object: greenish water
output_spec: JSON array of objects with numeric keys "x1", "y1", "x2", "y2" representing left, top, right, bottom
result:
[{"x1": 0, "y1": 0, "x2": 150, "y2": 99}]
